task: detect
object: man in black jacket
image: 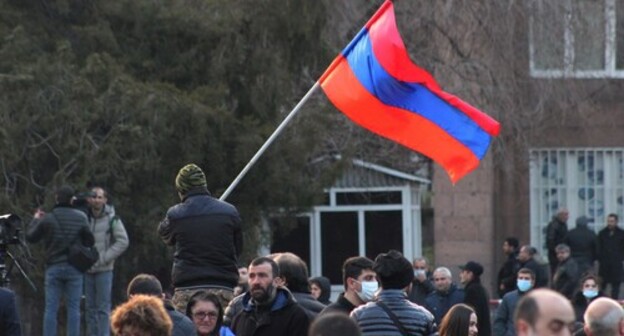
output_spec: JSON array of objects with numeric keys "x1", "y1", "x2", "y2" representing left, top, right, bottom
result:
[
  {"x1": 552, "y1": 244, "x2": 579, "y2": 300},
  {"x1": 497, "y1": 237, "x2": 520, "y2": 298},
  {"x1": 460, "y1": 261, "x2": 491, "y2": 336},
  {"x1": 517, "y1": 245, "x2": 549, "y2": 288},
  {"x1": 408, "y1": 257, "x2": 435, "y2": 306},
  {"x1": 546, "y1": 208, "x2": 569, "y2": 277},
  {"x1": 26, "y1": 185, "x2": 94, "y2": 336},
  {"x1": 159, "y1": 163, "x2": 243, "y2": 311},
  {"x1": 597, "y1": 213, "x2": 624, "y2": 299},
  {"x1": 563, "y1": 216, "x2": 596, "y2": 276},
  {"x1": 272, "y1": 252, "x2": 326, "y2": 319},
  {"x1": 318, "y1": 256, "x2": 376, "y2": 317},
  {"x1": 231, "y1": 257, "x2": 309, "y2": 336}
]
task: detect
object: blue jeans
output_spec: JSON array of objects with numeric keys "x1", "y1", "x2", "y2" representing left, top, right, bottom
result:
[
  {"x1": 85, "y1": 271, "x2": 113, "y2": 336},
  {"x1": 44, "y1": 262, "x2": 83, "y2": 336}
]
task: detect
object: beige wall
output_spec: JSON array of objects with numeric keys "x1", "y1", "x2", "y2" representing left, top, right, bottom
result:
[{"x1": 432, "y1": 154, "x2": 496, "y2": 295}]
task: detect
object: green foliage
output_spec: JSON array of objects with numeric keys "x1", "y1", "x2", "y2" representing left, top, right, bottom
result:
[{"x1": 0, "y1": 0, "x2": 347, "y2": 331}]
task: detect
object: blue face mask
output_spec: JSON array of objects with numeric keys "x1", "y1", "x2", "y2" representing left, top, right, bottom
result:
[
  {"x1": 583, "y1": 290, "x2": 598, "y2": 299},
  {"x1": 517, "y1": 279, "x2": 533, "y2": 292}
]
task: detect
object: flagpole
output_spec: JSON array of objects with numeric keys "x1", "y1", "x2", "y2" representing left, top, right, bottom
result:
[{"x1": 219, "y1": 82, "x2": 321, "y2": 201}]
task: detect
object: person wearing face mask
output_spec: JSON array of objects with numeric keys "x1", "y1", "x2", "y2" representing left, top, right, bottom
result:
[
  {"x1": 351, "y1": 250, "x2": 437, "y2": 336},
  {"x1": 319, "y1": 256, "x2": 376, "y2": 317},
  {"x1": 572, "y1": 274, "x2": 605, "y2": 322},
  {"x1": 494, "y1": 268, "x2": 536, "y2": 336},
  {"x1": 408, "y1": 257, "x2": 435, "y2": 306}
]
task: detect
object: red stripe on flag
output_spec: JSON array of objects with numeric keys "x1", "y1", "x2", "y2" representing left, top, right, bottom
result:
[
  {"x1": 367, "y1": 1, "x2": 500, "y2": 137},
  {"x1": 320, "y1": 57, "x2": 480, "y2": 183}
]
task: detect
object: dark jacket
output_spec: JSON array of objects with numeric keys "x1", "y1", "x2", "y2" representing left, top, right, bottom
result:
[
  {"x1": 158, "y1": 188, "x2": 243, "y2": 289},
  {"x1": 310, "y1": 276, "x2": 332, "y2": 305},
  {"x1": 408, "y1": 276, "x2": 435, "y2": 306},
  {"x1": 553, "y1": 257, "x2": 580, "y2": 299},
  {"x1": 231, "y1": 287, "x2": 309, "y2": 336},
  {"x1": 464, "y1": 278, "x2": 491, "y2": 336},
  {"x1": 572, "y1": 290, "x2": 606, "y2": 322},
  {"x1": 493, "y1": 289, "x2": 527, "y2": 336},
  {"x1": 223, "y1": 292, "x2": 244, "y2": 327},
  {"x1": 0, "y1": 288, "x2": 21, "y2": 336},
  {"x1": 164, "y1": 300, "x2": 197, "y2": 336},
  {"x1": 597, "y1": 226, "x2": 624, "y2": 282},
  {"x1": 424, "y1": 284, "x2": 465, "y2": 324},
  {"x1": 319, "y1": 292, "x2": 357, "y2": 316},
  {"x1": 224, "y1": 283, "x2": 326, "y2": 323},
  {"x1": 26, "y1": 204, "x2": 94, "y2": 266},
  {"x1": 564, "y1": 225, "x2": 597, "y2": 274},
  {"x1": 520, "y1": 258, "x2": 549, "y2": 288},
  {"x1": 351, "y1": 289, "x2": 437, "y2": 336},
  {"x1": 497, "y1": 252, "x2": 520, "y2": 298},
  {"x1": 292, "y1": 291, "x2": 326, "y2": 320},
  {"x1": 546, "y1": 217, "x2": 568, "y2": 253}
]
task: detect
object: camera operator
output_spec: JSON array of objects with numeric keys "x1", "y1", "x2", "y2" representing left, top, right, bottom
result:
[
  {"x1": 84, "y1": 186, "x2": 129, "y2": 336},
  {"x1": 26, "y1": 185, "x2": 94, "y2": 336}
]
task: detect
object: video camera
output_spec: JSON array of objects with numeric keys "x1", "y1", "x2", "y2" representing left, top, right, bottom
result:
[
  {"x1": 73, "y1": 190, "x2": 95, "y2": 216},
  {"x1": 0, "y1": 214, "x2": 21, "y2": 246},
  {"x1": 0, "y1": 213, "x2": 36, "y2": 290}
]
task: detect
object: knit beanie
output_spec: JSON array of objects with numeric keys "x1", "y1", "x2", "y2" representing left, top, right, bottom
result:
[
  {"x1": 175, "y1": 163, "x2": 207, "y2": 194},
  {"x1": 373, "y1": 250, "x2": 413, "y2": 290}
]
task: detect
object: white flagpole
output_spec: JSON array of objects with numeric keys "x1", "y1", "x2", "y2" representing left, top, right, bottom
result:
[{"x1": 219, "y1": 81, "x2": 321, "y2": 201}]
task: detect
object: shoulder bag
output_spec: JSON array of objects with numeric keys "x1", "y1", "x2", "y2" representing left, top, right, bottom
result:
[{"x1": 54, "y1": 212, "x2": 99, "y2": 272}]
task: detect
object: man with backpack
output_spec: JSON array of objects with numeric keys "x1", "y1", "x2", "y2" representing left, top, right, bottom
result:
[{"x1": 85, "y1": 186, "x2": 129, "y2": 336}]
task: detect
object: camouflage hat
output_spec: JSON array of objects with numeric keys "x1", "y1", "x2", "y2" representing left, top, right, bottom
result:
[{"x1": 175, "y1": 163, "x2": 207, "y2": 194}]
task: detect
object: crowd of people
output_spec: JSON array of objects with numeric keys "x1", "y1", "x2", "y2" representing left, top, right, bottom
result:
[
  {"x1": 4, "y1": 166, "x2": 624, "y2": 336},
  {"x1": 493, "y1": 207, "x2": 624, "y2": 335}
]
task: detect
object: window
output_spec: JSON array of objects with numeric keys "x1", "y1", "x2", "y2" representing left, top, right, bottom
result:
[
  {"x1": 529, "y1": 148, "x2": 624, "y2": 255},
  {"x1": 529, "y1": 0, "x2": 624, "y2": 78},
  {"x1": 269, "y1": 181, "x2": 426, "y2": 296}
]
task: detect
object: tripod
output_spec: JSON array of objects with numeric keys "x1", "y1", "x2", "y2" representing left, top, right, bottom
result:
[{"x1": 0, "y1": 243, "x2": 37, "y2": 291}]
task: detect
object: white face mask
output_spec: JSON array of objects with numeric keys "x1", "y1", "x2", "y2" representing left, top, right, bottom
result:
[
  {"x1": 414, "y1": 269, "x2": 426, "y2": 278},
  {"x1": 356, "y1": 280, "x2": 378, "y2": 302}
]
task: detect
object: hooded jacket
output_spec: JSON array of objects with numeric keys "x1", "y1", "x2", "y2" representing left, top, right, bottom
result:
[
  {"x1": 310, "y1": 276, "x2": 332, "y2": 305},
  {"x1": 88, "y1": 204, "x2": 129, "y2": 273},
  {"x1": 231, "y1": 287, "x2": 309, "y2": 336}
]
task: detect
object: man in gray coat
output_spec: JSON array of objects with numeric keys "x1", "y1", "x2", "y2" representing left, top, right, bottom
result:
[{"x1": 85, "y1": 186, "x2": 129, "y2": 336}]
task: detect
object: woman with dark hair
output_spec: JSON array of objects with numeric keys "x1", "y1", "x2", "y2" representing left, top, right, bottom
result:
[
  {"x1": 439, "y1": 303, "x2": 478, "y2": 336},
  {"x1": 186, "y1": 291, "x2": 234, "y2": 336},
  {"x1": 572, "y1": 274, "x2": 606, "y2": 322}
]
